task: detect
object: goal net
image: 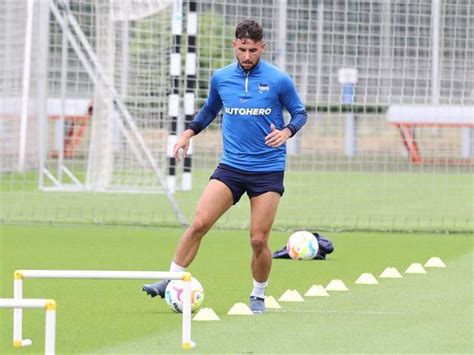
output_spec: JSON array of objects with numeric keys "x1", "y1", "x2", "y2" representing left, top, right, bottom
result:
[
  {"x1": 1, "y1": 0, "x2": 472, "y2": 232},
  {"x1": 1, "y1": 0, "x2": 186, "y2": 225},
  {"x1": 44, "y1": 0, "x2": 175, "y2": 194},
  {"x1": 188, "y1": 0, "x2": 473, "y2": 232}
]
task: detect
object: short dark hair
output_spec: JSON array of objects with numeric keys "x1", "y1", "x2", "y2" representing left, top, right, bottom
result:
[{"x1": 235, "y1": 20, "x2": 263, "y2": 42}]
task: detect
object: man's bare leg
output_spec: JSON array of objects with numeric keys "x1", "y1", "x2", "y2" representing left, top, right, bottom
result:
[
  {"x1": 143, "y1": 179, "x2": 233, "y2": 298},
  {"x1": 248, "y1": 191, "x2": 280, "y2": 312},
  {"x1": 173, "y1": 179, "x2": 234, "y2": 267}
]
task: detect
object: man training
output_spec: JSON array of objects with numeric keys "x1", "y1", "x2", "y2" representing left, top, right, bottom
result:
[{"x1": 143, "y1": 19, "x2": 307, "y2": 314}]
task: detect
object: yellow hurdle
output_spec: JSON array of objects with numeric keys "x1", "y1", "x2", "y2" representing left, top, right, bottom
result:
[
  {"x1": 1, "y1": 298, "x2": 56, "y2": 354},
  {"x1": 13, "y1": 270, "x2": 195, "y2": 350}
]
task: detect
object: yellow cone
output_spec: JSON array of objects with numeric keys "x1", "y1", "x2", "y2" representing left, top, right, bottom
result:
[
  {"x1": 405, "y1": 263, "x2": 427, "y2": 274},
  {"x1": 304, "y1": 285, "x2": 329, "y2": 297},
  {"x1": 264, "y1": 296, "x2": 282, "y2": 309},
  {"x1": 355, "y1": 273, "x2": 379, "y2": 285},
  {"x1": 325, "y1": 279, "x2": 349, "y2": 291},
  {"x1": 424, "y1": 257, "x2": 446, "y2": 268},
  {"x1": 278, "y1": 289, "x2": 304, "y2": 302},
  {"x1": 193, "y1": 308, "x2": 220, "y2": 321},
  {"x1": 227, "y1": 302, "x2": 253, "y2": 315},
  {"x1": 379, "y1": 267, "x2": 403, "y2": 278}
]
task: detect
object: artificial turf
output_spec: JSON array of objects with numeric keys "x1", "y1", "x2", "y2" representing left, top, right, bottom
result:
[{"x1": 0, "y1": 225, "x2": 472, "y2": 353}]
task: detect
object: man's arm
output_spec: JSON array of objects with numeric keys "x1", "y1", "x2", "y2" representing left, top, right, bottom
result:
[
  {"x1": 173, "y1": 73, "x2": 223, "y2": 160},
  {"x1": 173, "y1": 128, "x2": 195, "y2": 161},
  {"x1": 264, "y1": 123, "x2": 292, "y2": 148},
  {"x1": 279, "y1": 74, "x2": 308, "y2": 137},
  {"x1": 187, "y1": 74, "x2": 223, "y2": 135},
  {"x1": 265, "y1": 74, "x2": 307, "y2": 148}
]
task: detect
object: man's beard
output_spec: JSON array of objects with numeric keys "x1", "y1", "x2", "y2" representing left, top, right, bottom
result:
[{"x1": 238, "y1": 59, "x2": 259, "y2": 71}]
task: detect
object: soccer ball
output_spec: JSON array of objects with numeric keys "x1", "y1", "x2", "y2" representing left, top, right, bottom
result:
[
  {"x1": 164, "y1": 277, "x2": 204, "y2": 313},
  {"x1": 286, "y1": 231, "x2": 319, "y2": 260}
]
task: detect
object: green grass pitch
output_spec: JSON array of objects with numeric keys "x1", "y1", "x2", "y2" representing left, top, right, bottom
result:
[
  {"x1": 0, "y1": 225, "x2": 472, "y2": 353},
  {"x1": 2, "y1": 169, "x2": 473, "y2": 232}
]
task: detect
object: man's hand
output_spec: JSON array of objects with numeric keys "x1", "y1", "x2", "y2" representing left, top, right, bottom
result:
[
  {"x1": 173, "y1": 129, "x2": 195, "y2": 162},
  {"x1": 265, "y1": 124, "x2": 292, "y2": 148}
]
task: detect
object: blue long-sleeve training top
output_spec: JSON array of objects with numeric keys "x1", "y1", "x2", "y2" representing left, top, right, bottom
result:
[{"x1": 188, "y1": 59, "x2": 307, "y2": 172}]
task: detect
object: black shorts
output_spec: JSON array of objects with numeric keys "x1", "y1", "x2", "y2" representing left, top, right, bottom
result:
[{"x1": 210, "y1": 163, "x2": 284, "y2": 205}]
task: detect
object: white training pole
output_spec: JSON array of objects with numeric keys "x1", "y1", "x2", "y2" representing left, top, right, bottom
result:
[
  {"x1": 13, "y1": 272, "x2": 30, "y2": 347},
  {"x1": 181, "y1": 274, "x2": 196, "y2": 349},
  {"x1": 18, "y1": 270, "x2": 186, "y2": 279},
  {"x1": 18, "y1": 0, "x2": 35, "y2": 172},
  {"x1": 13, "y1": 270, "x2": 193, "y2": 350},
  {"x1": 1, "y1": 298, "x2": 56, "y2": 354},
  {"x1": 45, "y1": 302, "x2": 57, "y2": 355}
]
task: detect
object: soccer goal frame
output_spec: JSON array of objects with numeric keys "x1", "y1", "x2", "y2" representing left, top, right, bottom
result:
[{"x1": 41, "y1": 0, "x2": 187, "y2": 226}]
